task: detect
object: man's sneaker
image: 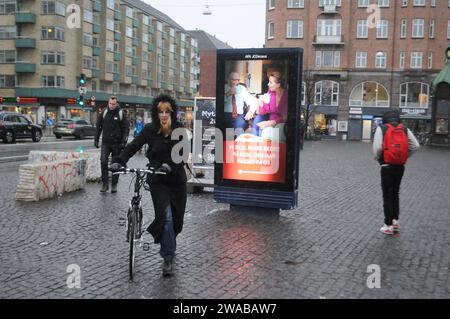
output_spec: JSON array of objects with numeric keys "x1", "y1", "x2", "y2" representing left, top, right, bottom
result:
[
  {"x1": 111, "y1": 183, "x2": 117, "y2": 193},
  {"x1": 392, "y1": 219, "x2": 400, "y2": 232},
  {"x1": 162, "y1": 260, "x2": 174, "y2": 277},
  {"x1": 380, "y1": 224, "x2": 394, "y2": 235}
]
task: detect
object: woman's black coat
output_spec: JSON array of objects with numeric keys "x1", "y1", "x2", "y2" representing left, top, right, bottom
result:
[{"x1": 115, "y1": 121, "x2": 187, "y2": 244}]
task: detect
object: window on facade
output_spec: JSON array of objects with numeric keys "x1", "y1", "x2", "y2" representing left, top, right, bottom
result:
[
  {"x1": 0, "y1": 26, "x2": 17, "y2": 39},
  {"x1": 358, "y1": 0, "x2": 369, "y2": 7},
  {"x1": 41, "y1": 1, "x2": 65, "y2": 16},
  {"x1": 106, "y1": 61, "x2": 114, "y2": 73},
  {"x1": 411, "y1": 52, "x2": 423, "y2": 69},
  {"x1": 83, "y1": 33, "x2": 93, "y2": 46},
  {"x1": 319, "y1": 0, "x2": 341, "y2": 6},
  {"x1": 106, "y1": 19, "x2": 114, "y2": 31},
  {"x1": 315, "y1": 51, "x2": 340, "y2": 67},
  {"x1": 399, "y1": 52, "x2": 405, "y2": 69},
  {"x1": 349, "y1": 82, "x2": 389, "y2": 107},
  {"x1": 400, "y1": 82, "x2": 429, "y2": 108},
  {"x1": 412, "y1": 19, "x2": 424, "y2": 37},
  {"x1": 107, "y1": 0, "x2": 115, "y2": 10},
  {"x1": 288, "y1": 0, "x2": 304, "y2": 8},
  {"x1": 287, "y1": 20, "x2": 303, "y2": 38},
  {"x1": 143, "y1": 33, "x2": 149, "y2": 43},
  {"x1": 378, "y1": 0, "x2": 389, "y2": 7},
  {"x1": 142, "y1": 15, "x2": 149, "y2": 26},
  {"x1": 376, "y1": 20, "x2": 388, "y2": 38},
  {"x1": 356, "y1": 51, "x2": 367, "y2": 68},
  {"x1": 402, "y1": 0, "x2": 408, "y2": 7},
  {"x1": 375, "y1": 52, "x2": 387, "y2": 68},
  {"x1": 413, "y1": 0, "x2": 425, "y2": 6},
  {"x1": 268, "y1": 22, "x2": 274, "y2": 39},
  {"x1": 429, "y1": 19, "x2": 435, "y2": 38},
  {"x1": 0, "y1": 50, "x2": 16, "y2": 63},
  {"x1": 126, "y1": 27, "x2": 133, "y2": 38},
  {"x1": 317, "y1": 19, "x2": 341, "y2": 36},
  {"x1": 0, "y1": 0, "x2": 17, "y2": 14},
  {"x1": 106, "y1": 40, "x2": 114, "y2": 52},
  {"x1": 0, "y1": 75, "x2": 15, "y2": 88},
  {"x1": 41, "y1": 51, "x2": 65, "y2": 65},
  {"x1": 83, "y1": 56, "x2": 92, "y2": 69},
  {"x1": 314, "y1": 80, "x2": 339, "y2": 106},
  {"x1": 84, "y1": 9, "x2": 93, "y2": 23},
  {"x1": 125, "y1": 46, "x2": 132, "y2": 57},
  {"x1": 357, "y1": 20, "x2": 368, "y2": 38},
  {"x1": 41, "y1": 75, "x2": 64, "y2": 87},
  {"x1": 268, "y1": 0, "x2": 275, "y2": 10},
  {"x1": 41, "y1": 26, "x2": 65, "y2": 41},
  {"x1": 428, "y1": 51, "x2": 433, "y2": 69},
  {"x1": 126, "y1": 7, "x2": 133, "y2": 18},
  {"x1": 400, "y1": 19, "x2": 407, "y2": 38}
]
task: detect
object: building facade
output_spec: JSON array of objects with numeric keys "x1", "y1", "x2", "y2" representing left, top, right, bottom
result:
[
  {"x1": 265, "y1": 0, "x2": 450, "y2": 140},
  {"x1": 188, "y1": 30, "x2": 232, "y2": 98},
  {"x1": 0, "y1": 0, "x2": 199, "y2": 125}
]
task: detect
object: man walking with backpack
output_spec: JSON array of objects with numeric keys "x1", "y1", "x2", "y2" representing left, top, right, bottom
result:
[
  {"x1": 94, "y1": 96, "x2": 130, "y2": 193},
  {"x1": 373, "y1": 109, "x2": 419, "y2": 235}
]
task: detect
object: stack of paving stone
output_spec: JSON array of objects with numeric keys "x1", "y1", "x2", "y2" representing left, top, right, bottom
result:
[
  {"x1": 15, "y1": 159, "x2": 86, "y2": 202},
  {"x1": 28, "y1": 151, "x2": 100, "y2": 182}
]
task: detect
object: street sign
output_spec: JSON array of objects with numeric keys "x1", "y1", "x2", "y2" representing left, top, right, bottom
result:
[{"x1": 78, "y1": 86, "x2": 87, "y2": 94}]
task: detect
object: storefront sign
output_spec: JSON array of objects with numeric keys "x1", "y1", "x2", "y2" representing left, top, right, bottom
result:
[
  {"x1": 402, "y1": 108, "x2": 427, "y2": 115},
  {"x1": 192, "y1": 97, "x2": 216, "y2": 169}
]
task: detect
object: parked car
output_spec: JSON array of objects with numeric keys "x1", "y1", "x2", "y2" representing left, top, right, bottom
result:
[
  {"x1": 53, "y1": 118, "x2": 96, "y2": 139},
  {"x1": 0, "y1": 112, "x2": 43, "y2": 143}
]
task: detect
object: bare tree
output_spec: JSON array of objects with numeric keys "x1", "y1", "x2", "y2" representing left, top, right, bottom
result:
[{"x1": 301, "y1": 69, "x2": 319, "y2": 140}]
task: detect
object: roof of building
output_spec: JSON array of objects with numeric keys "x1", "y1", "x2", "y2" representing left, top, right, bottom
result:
[
  {"x1": 188, "y1": 30, "x2": 233, "y2": 50},
  {"x1": 123, "y1": 0, "x2": 184, "y2": 31}
]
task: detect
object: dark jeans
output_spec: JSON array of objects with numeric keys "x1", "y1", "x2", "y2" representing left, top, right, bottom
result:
[
  {"x1": 381, "y1": 165, "x2": 405, "y2": 226},
  {"x1": 159, "y1": 206, "x2": 176, "y2": 262},
  {"x1": 100, "y1": 143, "x2": 122, "y2": 185},
  {"x1": 225, "y1": 113, "x2": 249, "y2": 137},
  {"x1": 252, "y1": 114, "x2": 269, "y2": 136}
]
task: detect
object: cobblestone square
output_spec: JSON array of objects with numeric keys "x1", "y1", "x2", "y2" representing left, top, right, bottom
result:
[{"x1": 0, "y1": 141, "x2": 448, "y2": 299}]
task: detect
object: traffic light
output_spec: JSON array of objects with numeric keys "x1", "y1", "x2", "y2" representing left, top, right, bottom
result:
[
  {"x1": 79, "y1": 73, "x2": 86, "y2": 86},
  {"x1": 77, "y1": 95, "x2": 84, "y2": 107}
]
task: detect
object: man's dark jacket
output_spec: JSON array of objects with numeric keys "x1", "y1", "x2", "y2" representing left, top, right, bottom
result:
[
  {"x1": 114, "y1": 105, "x2": 187, "y2": 244},
  {"x1": 95, "y1": 107, "x2": 129, "y2": 146}
]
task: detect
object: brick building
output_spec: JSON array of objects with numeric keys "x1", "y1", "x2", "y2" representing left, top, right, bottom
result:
[
  {"x1": 265, "y1": 0, "x2": 450, "y2": 140},
  {"x1": 188, "y1": 30, "x2": 232, "y2": 98}
]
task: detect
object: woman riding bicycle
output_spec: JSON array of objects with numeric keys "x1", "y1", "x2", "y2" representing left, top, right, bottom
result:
[{"x1": 110, "y1": 94, "x2": 187, "y2": 277}]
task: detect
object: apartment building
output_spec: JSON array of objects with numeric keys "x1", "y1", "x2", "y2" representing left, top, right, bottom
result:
[
  {"x1": 0, "y1": 0, "x2": 199, "y2": 125},
  {"x1": 265, "y1": 0, "x2": 450, "y2": 140}
]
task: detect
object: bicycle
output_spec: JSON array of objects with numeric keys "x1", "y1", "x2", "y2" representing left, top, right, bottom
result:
[{"x1": 110, "y1": 166, "x2": 165, "y2": 281}]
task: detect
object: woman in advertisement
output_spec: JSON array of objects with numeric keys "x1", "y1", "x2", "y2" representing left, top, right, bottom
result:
[{"x1": 252, "y1": 72, "x2": 288, "y2": 141}]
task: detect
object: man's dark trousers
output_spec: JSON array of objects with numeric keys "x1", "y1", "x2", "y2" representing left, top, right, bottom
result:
[
  {"x1": 381, "y1": 165, "x2": 405, "y2": 226},
  {"x1": 101, "y1": 143, "x2": 122, "y2": 185}
]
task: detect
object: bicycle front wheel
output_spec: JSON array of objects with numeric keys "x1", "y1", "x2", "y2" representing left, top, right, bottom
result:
[{"x1": 129, "y1": 208, "x2": 138, "y2": 280}]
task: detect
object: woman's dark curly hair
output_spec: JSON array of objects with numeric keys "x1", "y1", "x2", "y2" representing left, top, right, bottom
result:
[{"x1": 150, "y1": 94, "x2": 179, "y2": 130}]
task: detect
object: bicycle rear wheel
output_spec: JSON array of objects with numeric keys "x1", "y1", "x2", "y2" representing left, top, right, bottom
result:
[{"x1": 129, "y1": 208, "x2": 138, "y2": 280}]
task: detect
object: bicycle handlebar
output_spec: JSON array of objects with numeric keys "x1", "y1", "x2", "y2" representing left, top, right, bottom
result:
[{"x1": 110, "y1": 167, "x2": 167, "y2": 175}]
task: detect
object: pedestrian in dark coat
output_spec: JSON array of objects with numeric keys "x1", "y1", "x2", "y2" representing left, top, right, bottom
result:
[
  {"x1": 111, "y1": 94, "x2": 187, "y2": 277},
  {"x1": 94, "y1": 96, "x2": 130, "y2": 193}
]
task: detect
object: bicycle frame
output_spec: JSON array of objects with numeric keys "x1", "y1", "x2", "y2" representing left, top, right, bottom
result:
[{"x1": 112, "y1": 167, "x2": 165, "y2": 280}]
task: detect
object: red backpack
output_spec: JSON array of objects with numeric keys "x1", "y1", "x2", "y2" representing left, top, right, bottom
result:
[{"x1": 382, "y1": 123, "x2": 409, "y2": 165}]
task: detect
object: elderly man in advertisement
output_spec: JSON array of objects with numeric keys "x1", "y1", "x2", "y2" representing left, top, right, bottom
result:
[
  {"x1": 252, "y1": 71, "x2": 288, "y2": 141},
  {"x1": 224, "y1": 71, "x2": 258, "y2": 136}
]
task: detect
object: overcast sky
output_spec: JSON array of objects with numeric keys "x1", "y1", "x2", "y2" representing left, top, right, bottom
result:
[{"x1": 143, "y1": 0, "x2": 266, "y2": 48}]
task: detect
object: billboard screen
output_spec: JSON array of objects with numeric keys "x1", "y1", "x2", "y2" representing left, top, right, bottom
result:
[{"x1": 214, "y1": 48, "x2": 302, "y2": 198}]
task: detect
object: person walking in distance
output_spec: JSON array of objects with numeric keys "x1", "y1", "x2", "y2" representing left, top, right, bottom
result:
[
  {"x1": 109, "y1": 94, "x2": 188, "y2": 277},
  {"x1": 373, "y1": 109, "x2": 419, "y2": 235},
  {"x1": 94, "y1": 96, "x2": 130, "y2": 193}
]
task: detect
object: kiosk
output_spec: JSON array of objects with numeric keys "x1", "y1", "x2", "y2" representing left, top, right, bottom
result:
[{"x1": 213, "y1": 48, "x2": 303, "y2": 211}]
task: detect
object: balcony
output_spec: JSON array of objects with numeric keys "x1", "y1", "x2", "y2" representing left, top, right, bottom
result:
[
  {"x1": 131, "y1": 57, "x2": 138, "y2": 65},
  {"x1": 93, "y1": 24, "x2": 101, "y2": 34},
  {"x1": 15, "y1": 12, "x2": 36, "y2": 24},
  {"x1": 147, "y1": 80, "x2": 153, "y2": 87},
  {"x1": 148, "y1": 25, "x2": 154, "y2": 34},
  {"x1": 131, "y1": 76, "x2": 139, "y2": 85},
  {"x1": 92, "y1": 46, "x2": 101, "y2": 56},
  {"x1": 313, "y1": 35, "x2": 344, "y2": 46},
  {"x1": 113, "y1": 73, "x2": 121, "y2": 82},
  {"x1": 93, "y1": 0, "x2": 102, "y2": 12},
  {"x1": 113, "y1": 52, "x2": 122, "y2": 61},
  {"x1": 114, "y1": 31, "x2": 122, "y2": 41},
  {"x1": 15, "y1": 37, "x2": 36, "y2": 48},
  {"x1": 15, "y1": 62, "x2": 35, "y2": 73},
  {"x1": 322, "y1": 4, "x2": 337, "y2": 13},
  {"x1": 148, "y1": 43, "x2": 155, "y2": 52},
  {"x1": 132, "y1": 37, "x2": 139, "y2": 47},
  {"x1": 132, "y1": 19, "x2": 140, "y2": 28},
  {"x1": 114, "y1": 10, "x2": 122, "y2": 21}
]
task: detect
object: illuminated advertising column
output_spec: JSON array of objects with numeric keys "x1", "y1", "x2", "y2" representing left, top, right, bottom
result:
[{"x1": 214, "y1": 48, "x2": 303, "y2": 210}]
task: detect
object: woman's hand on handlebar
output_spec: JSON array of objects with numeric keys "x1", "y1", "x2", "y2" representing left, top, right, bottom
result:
[{"x1": 109, "y1": 162, "x2": 124, "y2": 172}]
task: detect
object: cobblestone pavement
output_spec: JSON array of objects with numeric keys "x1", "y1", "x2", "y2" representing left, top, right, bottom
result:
[{"x1": 0, "y1": 141, "x2": 448, "y2": 299}]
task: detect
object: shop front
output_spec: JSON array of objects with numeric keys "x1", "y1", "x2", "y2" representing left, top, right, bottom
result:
[{"x1": 313, "y1": 106, "x2": 338, "y2": 138}]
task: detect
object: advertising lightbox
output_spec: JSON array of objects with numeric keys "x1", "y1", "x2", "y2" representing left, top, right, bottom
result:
[{"x1": 214, "y1": 48, "x2": 303, "y2": 210}]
